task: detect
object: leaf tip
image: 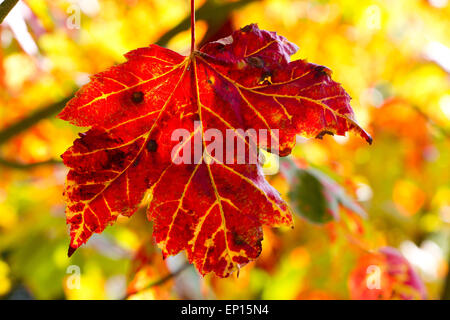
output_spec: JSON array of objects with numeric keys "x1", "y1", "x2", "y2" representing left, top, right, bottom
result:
[
  {"x1": 68, "y1": 246, "x2": 77, "y2": 257},
  {"x1": 357, "y1": 127, "x2": 373, "y2": 145},
  {"x1": 365, "y1": 133, "x2": 373, "y2": 145}
]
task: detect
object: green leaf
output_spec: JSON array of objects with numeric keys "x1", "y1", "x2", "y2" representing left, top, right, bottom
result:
[
  {"x1": 281, "y1": 158, "x2": 366, "y2": 224},
  {"x1": 288, "y1": 169, "x2": 333, "y2": 223}
]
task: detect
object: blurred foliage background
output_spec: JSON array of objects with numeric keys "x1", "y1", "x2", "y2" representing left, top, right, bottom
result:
[{"x1": 0, "y1": 0, "x2": 449, "y2": 300}]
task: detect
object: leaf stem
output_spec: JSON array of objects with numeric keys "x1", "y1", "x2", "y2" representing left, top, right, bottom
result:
[{"x1": 190, "y1": 0, "x2": 195, "y2": 53}]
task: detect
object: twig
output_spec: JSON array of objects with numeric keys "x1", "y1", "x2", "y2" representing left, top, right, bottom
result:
[
  {"x1": 146, "y1": 262, "x2": 191, "y2": 288},
  {"x1": 0, "y1": 94, "x2": 74, "y2": 146},
  {"x1": 125, "y1": 262, "x2": 191, "y2": 298},
  {"x1": 0, "y1": 157, "x2": 62, "y2": 169},
  {"x1": 384, "y1": 97, "x2": 450, "y2": 139},
  {"x1": 0, "y1": 0, "x2": 19, "y2": 24},
  {"x1": 410, "y1": 103, "x2": 450, "y2": 139}
]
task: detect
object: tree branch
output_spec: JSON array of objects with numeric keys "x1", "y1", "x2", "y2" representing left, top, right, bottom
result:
[
  {"x1": 0, "y1": 94, "x2": 74, "y2": 146},
  {"x1": 146, "y1": 262, "x2": 191, "y2": 288},
  {"x1": 410, "y1": 103, "x2": 450, "y2": 139},
  {"x1": 0, "y1": 0, "x2": 19, "y2": 24},
  {"x1": 0, "y1": 157, "x2": 62, "y2": 169},
  {"x1": 125, "y1": 262, "x2": 191, "y2": 298}
]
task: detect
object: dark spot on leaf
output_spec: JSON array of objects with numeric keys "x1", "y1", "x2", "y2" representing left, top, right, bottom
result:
[
  {"x1": 216, "y1": 43, "x2": 225, "y2": 52},
  {"x1": 315, "y1": 130, "x2": 334, "y2": 140},
  {"x1": 146, "y1": 139, "x2": 158, "y2": 152},
  {"x1": 232, "y1": 231, "x2": 246, "y2": 246},
  {"x1": 247, "y1": 56, "x2": 265, "y2": 68},
  {"x1": 131, "y1": 91, "x2": 144, "y2": 104},
  {"x1": 105, "y1": 149, "x2": 127, "y2": 168},
  {"x1": 75, "y1": 185, "x2": 102, "y2": 200},
  {"x1": 258, "y1": 70, "x2": 272, "y2": 85},
  {"x1": 207, "y1": 79, "x2": 213, "y2": 85},
  {"x1": 262, "y1": 70, "x2": 272, "y2": 79}
]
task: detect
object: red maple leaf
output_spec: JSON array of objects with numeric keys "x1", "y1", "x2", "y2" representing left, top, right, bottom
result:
[{"x1": 58, "y1": 23, "x2": 371, "y2": 277}]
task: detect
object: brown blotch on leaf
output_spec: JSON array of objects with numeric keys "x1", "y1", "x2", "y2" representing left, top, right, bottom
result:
[
  {"x1": 216, "y1": 43, "x2": 225, "y2": 52},
  {"x1": 131, "y1": 91, "x2": 144, "y2": 104},
  {"x1": 247, "y1": 56, "x2": 265, "y2": 68},
  {"x1": 258, "y1": 70, "x2": 272, "y2": 85},
  {"x1": 315, "y1": 130, "x2": 335, "y2": 140},
  {"x1": 105, "y1": 149, "x2": 127, "y2": 169},
  {"x1": 146, "y1": 139, "x2": 158, "y2": 152},
  {"x1": 232, "y1": 231, "x2": 247, "y2": 246}
]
